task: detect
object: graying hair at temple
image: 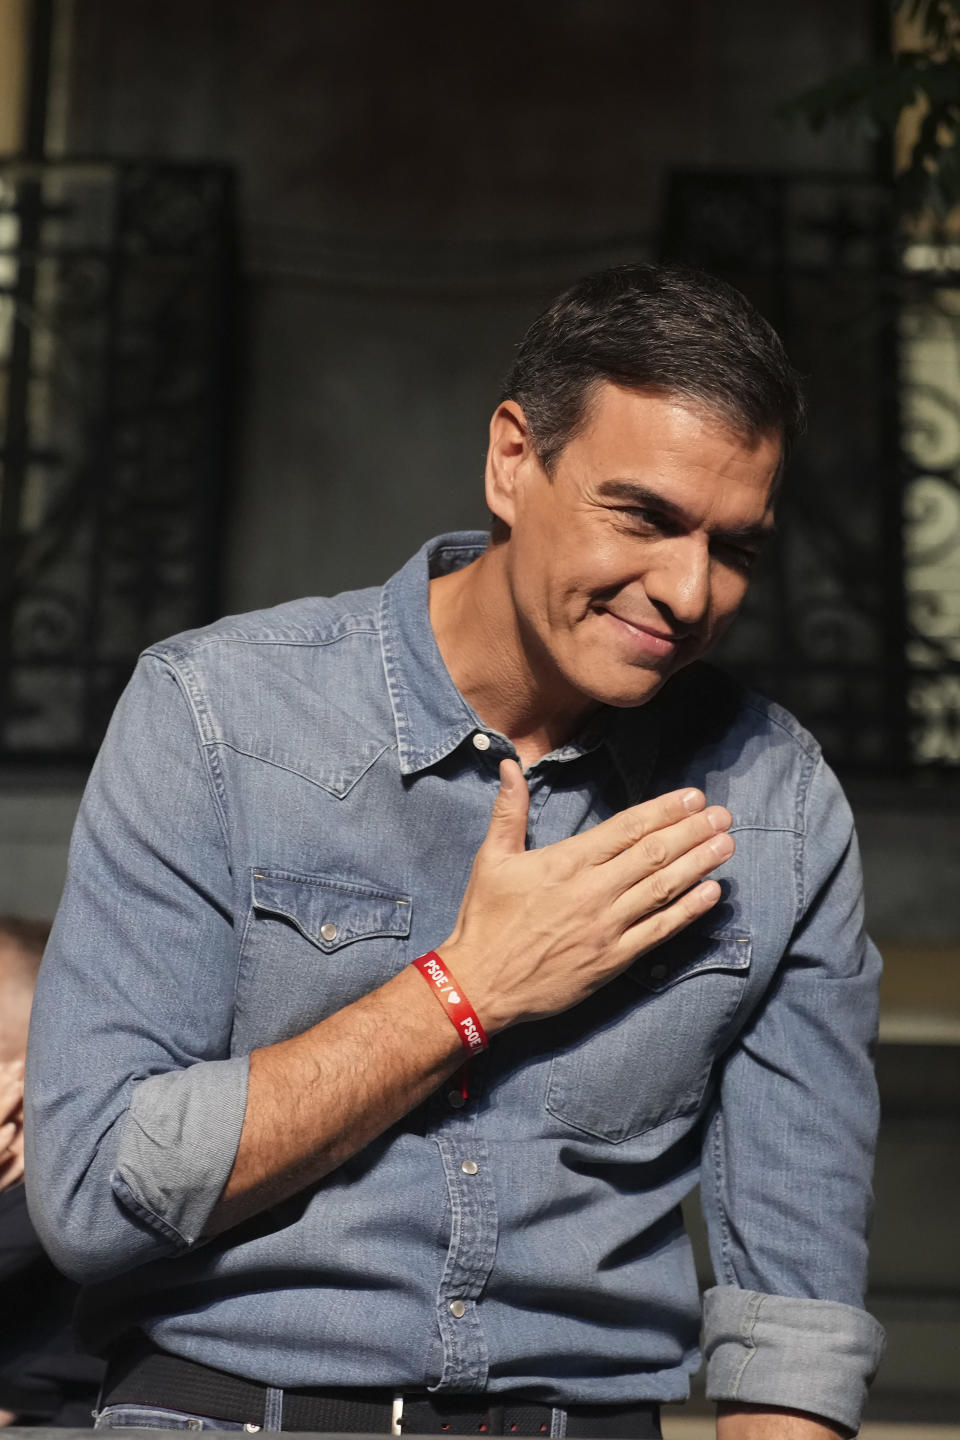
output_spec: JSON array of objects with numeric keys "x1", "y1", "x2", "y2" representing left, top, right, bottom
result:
[{"x1": 500, "y1": 262, "x2": 807, "y2": 475}]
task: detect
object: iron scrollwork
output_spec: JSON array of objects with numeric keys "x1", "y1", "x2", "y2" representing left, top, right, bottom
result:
[
  {"x1": 661, "y1": 171, "x2": 960, "y2": 770},
  {"x1": 0, "y1": 160, "x2": 234, "y2": 761}
]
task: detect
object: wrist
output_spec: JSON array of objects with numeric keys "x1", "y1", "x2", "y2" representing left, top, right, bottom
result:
[
  {"x1": 410, "y1": 951, "x2": 489, "y2": 1056},
  {"x1": 717, "y1": 1404, "x2": 848, "y2": 1439},
  {"x1": 432, "y1": 935, "x2": 511, "y2": 1035}
]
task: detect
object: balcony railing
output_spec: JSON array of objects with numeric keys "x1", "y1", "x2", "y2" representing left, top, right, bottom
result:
[
  {"x1": 0, "y1": 158, "x2": 235, "y2": 762},
  {"x1": 662, "y1": 171, "x2": 960, "y2": 770}
]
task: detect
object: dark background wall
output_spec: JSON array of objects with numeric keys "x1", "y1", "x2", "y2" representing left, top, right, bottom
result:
[{"x1": 64, "y1": 0, "x2": 873, "y2": 610}]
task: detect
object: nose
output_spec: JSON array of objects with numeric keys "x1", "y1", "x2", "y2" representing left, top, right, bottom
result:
[{"x1": 642, "y1": 536, "x2": 711, "y2": 632}]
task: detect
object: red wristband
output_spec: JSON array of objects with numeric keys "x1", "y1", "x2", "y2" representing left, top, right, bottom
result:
[{"x1": 411, "y1": 951, "x2": 489, "y2": 1056}]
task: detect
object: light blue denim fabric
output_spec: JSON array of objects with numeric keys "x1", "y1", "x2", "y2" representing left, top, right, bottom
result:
[{"x1": 26, "y1": 532, "x2": 884, "y2": 1433}]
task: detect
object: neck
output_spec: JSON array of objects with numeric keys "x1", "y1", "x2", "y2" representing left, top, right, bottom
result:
[{"x1": 428, "y1": 542, "x2": 597, "y2": 768}]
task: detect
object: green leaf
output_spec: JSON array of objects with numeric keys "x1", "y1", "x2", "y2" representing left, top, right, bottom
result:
[
  {"x1": 896, "y1": 0, "x2": 960, "y2": 49},
  {"x1": 781, "y1": 0, "x2": 960, "y2": 221}
]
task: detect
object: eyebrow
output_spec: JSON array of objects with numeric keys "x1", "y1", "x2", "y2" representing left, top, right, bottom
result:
[{"x1": 596, "y1": 478, "x2": 777, "y2": 545}]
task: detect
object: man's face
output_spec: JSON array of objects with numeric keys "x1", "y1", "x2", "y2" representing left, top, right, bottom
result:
[{"x1": 489, "y1": 383, "x2": 781, "y2": 711}]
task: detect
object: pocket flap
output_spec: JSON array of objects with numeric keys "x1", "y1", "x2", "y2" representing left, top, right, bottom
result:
[
  {"x1": 250, "y1": 869, "x2": 412, "y2": 952},
  {"x1": 630, "y1": 929, "x2": 751, "y2": 994}
]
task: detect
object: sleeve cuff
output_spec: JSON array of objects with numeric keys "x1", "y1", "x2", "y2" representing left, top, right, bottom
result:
[
  {"x1": 703, "y1": 1285, "x2": 885, "y2": 1435},
  {"x1": 112, "y1": 1055, "x2": 250, "y2": 1246}
]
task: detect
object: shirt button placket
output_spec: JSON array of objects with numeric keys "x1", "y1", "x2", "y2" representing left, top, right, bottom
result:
[{"x1": 434, "y1": 1137, "x2": 495, "y2": 1391}]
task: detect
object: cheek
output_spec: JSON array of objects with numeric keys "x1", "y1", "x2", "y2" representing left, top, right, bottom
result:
[
  {"x1": 512, "y1": 522, "x2": 640, "y2": 627},
  {"x1": 562, "y1": 532, "x2": 637, "y2": 599}
]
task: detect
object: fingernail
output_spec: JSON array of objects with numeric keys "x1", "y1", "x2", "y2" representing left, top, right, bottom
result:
[
  {"x1": 710, "y1": 833, "x2": 734, "y2": 859},
  {"x1": 682, "y1": 790, "x2": 703, "y2": 813}
]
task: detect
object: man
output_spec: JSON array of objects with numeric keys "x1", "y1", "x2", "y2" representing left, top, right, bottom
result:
[
  {"x1": 26, "y1": 264, "x2": 884, "y2": 1439},
  {"x1": 0, "y1": 917, "x2": 104, "y2": 1427}
]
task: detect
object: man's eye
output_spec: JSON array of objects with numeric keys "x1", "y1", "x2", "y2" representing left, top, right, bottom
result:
[
  {"x1": 715, "y1": 542, "x2": 758, "y2": 572},
  {"x1": 619, "y1": 507, "x2": 662, "y2": 528}
]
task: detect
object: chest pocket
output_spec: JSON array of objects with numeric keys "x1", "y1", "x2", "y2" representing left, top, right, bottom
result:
[
  {"x1": 251, "y1": 869, "x2": 412, "y2": 951},
  {"x1": 545, "y1": 928, "x2": 751, "y2": 1143},
  {"x1": 236, "y1": 869, "x2": 413, "y2": 1048}
]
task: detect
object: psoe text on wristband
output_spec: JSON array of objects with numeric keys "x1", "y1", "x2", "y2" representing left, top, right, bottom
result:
[{"x1": 410, "y1": 951, "x2": 489, "y2": 1056}]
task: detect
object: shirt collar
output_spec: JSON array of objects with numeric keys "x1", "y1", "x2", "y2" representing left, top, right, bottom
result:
[
  {"x1": 379, "y1": 530, "x2": 659, "y2": 798},
  {"x1": 379, "y1": 532, "x2": 488, "y2": 775}
]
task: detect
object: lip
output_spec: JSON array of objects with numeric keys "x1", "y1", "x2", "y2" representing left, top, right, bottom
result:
[{"x1": 599, "y1": 609, "x2": 683, "y2": 659}]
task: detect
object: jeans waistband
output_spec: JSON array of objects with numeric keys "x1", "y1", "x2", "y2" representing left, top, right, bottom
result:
[{"x1": 102, "y1": 1338, "x2": 662, "y2": 1437}]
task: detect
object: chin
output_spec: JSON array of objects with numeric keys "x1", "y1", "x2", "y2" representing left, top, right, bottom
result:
[
  {"x1": 570, "y1": 661, "x2": 676, "y2": 711},
  {"x1": 603, "y1": 678, "x2": 672, "y2": 709}
]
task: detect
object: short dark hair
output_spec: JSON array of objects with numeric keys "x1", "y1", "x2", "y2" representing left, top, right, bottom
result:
[{"x1": 500, "y1": 262, "x2": 805, "y2": 473}]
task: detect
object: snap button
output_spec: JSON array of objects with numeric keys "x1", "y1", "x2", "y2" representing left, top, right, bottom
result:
[
  {"x1": 320, "y1": 922, "x2": 339, "y2": 942},
  {"x1": 460, "y1": 1159, "x2": 479, "y2": 1175},
  {"x1": 447, "y1": 1090, "x2": 466, "y2": 1109},
  {"x1": 244, "y1": 1427, "x2": 261, "y2": 1434},
  {"x1": 472, "y1": 732, "x2": 491, "y2": 751},
  {"x1": 449, "y1": 1299, "x2": 467, "y2": 1318}
]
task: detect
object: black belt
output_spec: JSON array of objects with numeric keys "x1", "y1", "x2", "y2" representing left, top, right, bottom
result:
[{"x1": 102, "y1": 1339, "x2": 662, "y2": 1437}]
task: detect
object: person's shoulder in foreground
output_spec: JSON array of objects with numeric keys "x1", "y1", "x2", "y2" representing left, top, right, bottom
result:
[
  {"x1": 26, "y1": 261, "x2": 883, "y2": 1440},
  {"x1": 0, "y1": 917, "x2": 104, "y2": 1426}
]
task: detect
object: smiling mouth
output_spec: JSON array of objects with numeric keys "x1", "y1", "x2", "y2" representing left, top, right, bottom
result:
[{"x1": 599, "y1": 608, "x2": 685, "y2": 659}]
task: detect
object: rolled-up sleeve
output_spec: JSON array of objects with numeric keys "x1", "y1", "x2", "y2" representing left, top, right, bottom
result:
[
  {"x1": 25, "y1": 652, "x2": 248, "y2": 1284},
  {"x1": 700, "y1": 753, "x2": 885, "y2": 1432},
  {"x1": 703, "y1": 1288, "x2": 884, "y2": 1434}
]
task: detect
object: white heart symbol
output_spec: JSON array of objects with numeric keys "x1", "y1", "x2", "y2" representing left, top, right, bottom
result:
[{"x1": 447, "y1": 991, "x2": 461, "y2": 1005}]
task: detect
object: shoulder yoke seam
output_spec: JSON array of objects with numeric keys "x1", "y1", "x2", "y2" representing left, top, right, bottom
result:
[
  {"x1": 145, "y1": 623, "x2": 380, "y2": 660},
  {"x1": 740, "y1": 693, "x2": 821, "y2": 759}
]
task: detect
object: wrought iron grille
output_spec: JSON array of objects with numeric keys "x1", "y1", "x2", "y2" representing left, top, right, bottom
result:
[
  {"x1": 0, "y1": 159, "x2": 234, "y2": 762},
  {"x1": 662, "y1": 171, "x2": 960, "y2": 770}
]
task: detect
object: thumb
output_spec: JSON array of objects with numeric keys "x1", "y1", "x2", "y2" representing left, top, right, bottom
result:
[{"x1": 483, "y1": 759, "x2": 529, "y2": 856}]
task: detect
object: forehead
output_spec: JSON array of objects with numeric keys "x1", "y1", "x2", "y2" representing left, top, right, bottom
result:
[
  {"x1": 562, "y1": 383, "x2": 782, "y2": 512},
  {"x1": 572, "y1": 382, "x2": 781, "y2": 467}
]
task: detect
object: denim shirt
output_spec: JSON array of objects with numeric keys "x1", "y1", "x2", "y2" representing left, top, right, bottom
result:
[{"x1": 26, "y1": 532, "x2": 884, "y2": 1433}]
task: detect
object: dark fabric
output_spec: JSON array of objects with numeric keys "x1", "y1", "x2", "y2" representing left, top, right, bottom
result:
[
  {"x1": 0, "y1": 1184, "x2": 104, "y2": 1424},
  {"x1": 103, "y1": 1339, "x2": 661, "y2": 1436}
]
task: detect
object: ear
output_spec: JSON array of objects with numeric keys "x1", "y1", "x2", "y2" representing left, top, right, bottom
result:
[{"x1": 484, "y1": 400, "x2": 537, "y2": 531}]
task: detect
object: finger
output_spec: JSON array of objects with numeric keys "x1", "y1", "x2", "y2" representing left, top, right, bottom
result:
[
  {"x1": 616, "y1": 877, "x2": 724, "y2": 962},
  {"x1": 481, "y1": 759, "x2": 530, "y2": 859},
  {"x1": 571, "y1": 788, "x2": 707, "y2": 866},
  {"x1": 0, "y1": 1121, "x2": 17, "y2": 1152},
  {"x1": 603, "y1": 806, "x2": 731, "y2": 893},
  {"x1": 612, "y1": 830, "x2": 735, "y2": 926}
]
